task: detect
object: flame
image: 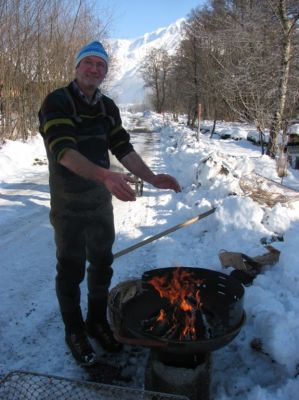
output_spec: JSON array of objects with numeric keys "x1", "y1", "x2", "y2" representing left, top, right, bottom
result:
[
  {"x1": 182, "y1": 311, "x2": 196, "y2": 339},
  {"x1": 157, "y1": 308, "x2": 166, "y2": 321},
  {"x1": 147, "y1": 267, "x2": 205, "y2": 340}
]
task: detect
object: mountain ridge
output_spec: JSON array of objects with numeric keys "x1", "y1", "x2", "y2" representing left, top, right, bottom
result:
[{"x1": 108, "y1": 18, "x2": 185, "y2": 106}]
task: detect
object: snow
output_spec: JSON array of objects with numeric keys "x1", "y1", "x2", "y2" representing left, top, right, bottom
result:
[
  {"x1": 287, "y1": 123, "x2": 299, "y2": 135},
  {"x1": 1, "y1": 112, "x2": 299, "y2": 399}
]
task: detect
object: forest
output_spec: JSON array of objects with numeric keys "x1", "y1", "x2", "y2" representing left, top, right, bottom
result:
[
  {"x1": 0, "y1": 0, "x2": 298, "y2": 159},
  {"x1": 141, "y1": 0, "x2": 299, "y2": 157}
]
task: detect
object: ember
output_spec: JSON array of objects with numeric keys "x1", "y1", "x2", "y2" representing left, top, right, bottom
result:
[{"x1": 143, "y1": 267, "x2": 219, "y2": 341}]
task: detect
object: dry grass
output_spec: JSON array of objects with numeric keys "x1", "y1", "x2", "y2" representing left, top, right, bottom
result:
[{"x1": 239, "y1": 174, "x2": 299, "y2": 207}]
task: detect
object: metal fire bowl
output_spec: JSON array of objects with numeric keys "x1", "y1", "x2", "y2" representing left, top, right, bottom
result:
[{"x1": 122, "y1": 267, "x2": 246, "y2": 354}]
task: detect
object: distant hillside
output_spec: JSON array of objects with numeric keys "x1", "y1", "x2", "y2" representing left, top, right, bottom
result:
[{"x1": 108, "y1": 19, "x2": 185, "y2": 106}]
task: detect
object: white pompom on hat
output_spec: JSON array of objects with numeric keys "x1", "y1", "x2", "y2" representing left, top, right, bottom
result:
[{"x1": 75, "y1": 41, "x2": 109, "y2": 69}]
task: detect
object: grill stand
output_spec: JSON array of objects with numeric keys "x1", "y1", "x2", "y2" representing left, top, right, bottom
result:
[
  {"x1": 144, "y1": 350, "x2": 211, "y2": 400},
  {"x1": 108, "y1": 269, "x2": 245, "y2": 400}
]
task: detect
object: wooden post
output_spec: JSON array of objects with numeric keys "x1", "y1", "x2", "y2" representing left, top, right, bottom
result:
[{"x1": 197, "y1": 103, "x2": 202, "y2": 141}]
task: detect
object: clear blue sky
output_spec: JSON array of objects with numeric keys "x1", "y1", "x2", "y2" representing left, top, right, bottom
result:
[{"x1": 96, "y1": 0, "x2": 207, "y2": 39}]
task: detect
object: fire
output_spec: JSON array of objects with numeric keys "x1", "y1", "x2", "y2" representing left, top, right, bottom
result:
[
  {"x1": 157, "y1": 309, "x2": 166, "y2": 321},
  {"x1": 147, "y1": 267, "x2": 205, "y2": 341}
]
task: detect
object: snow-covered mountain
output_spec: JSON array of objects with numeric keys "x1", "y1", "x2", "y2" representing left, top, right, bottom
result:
[{"x1": 107, "y1": 19, "x2": 185, "y2": 106}]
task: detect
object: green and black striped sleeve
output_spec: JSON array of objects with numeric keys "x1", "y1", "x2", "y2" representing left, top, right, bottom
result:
[
  {"x1": 38, "y1": 89, "x2": 78, "y2": 162},
  {"x1": 104, "y1": 96, "x2": 134, "y2": 160}
]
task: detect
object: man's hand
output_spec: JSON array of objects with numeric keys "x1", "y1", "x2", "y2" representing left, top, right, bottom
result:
[
  {"x1": 59, "y1": 149, "x2": 181, "y2": 200},
  {"x1": 103, "y1": 171, "x2": 137, "y2": 201},
  {"x1": 120, "y1": 152, "x2": 181, "y2": 193},
  {"x1": 151, "y1": 174, "x2": 181, "y2": 193},
  {"x1": 59, "y1": 149, "x2": 137, "y2": 202}
]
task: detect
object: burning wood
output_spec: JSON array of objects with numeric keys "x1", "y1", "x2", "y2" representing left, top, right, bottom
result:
[{"x1": 141, "y1": 267, "x2": 225, "y2": 341}]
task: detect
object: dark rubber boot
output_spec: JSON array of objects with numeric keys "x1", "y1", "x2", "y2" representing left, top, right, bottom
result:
[
  {"x1": 86, "y1": 297, "x2": 123, "y2": 353},
  {"x1": 65, "y1": 330, "x2": 97, "y2": 367}
]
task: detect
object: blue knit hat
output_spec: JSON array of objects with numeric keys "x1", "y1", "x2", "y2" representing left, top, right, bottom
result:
[{"x1": 75, "y1": 41, "x2": 109, "y2": 69}]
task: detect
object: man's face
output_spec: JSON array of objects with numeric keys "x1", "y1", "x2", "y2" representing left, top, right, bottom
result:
[{"x1": 75, "y1": 56, "x2": 107, "y2": 94}]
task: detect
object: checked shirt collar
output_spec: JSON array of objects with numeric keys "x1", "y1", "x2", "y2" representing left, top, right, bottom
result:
[{"x1": 72, "y1": 80, "x2": 102, "y2": 106}]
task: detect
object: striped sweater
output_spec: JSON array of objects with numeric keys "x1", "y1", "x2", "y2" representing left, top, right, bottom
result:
[{"x1": 38, "y1": 82, "x2": 134, "y2": 213}]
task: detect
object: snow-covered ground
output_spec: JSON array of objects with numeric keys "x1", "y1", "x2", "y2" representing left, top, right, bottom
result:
[{"x1": 1, "y1": 112, "x2": 299, "y2": 399}]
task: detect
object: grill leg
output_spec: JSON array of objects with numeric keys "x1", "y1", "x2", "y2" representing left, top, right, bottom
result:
[{"x1": 144, "y1": 350, "x2": 211, "y2": 400}]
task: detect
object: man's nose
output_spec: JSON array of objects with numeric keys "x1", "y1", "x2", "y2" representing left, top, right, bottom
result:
[{"x1": 89, "y1": 63, "x2": 98, "y2": 72}]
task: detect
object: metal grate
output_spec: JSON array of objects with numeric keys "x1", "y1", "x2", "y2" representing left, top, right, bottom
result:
[{"x1": 0, "y1": 370, "x2": 189, "y2": 400}]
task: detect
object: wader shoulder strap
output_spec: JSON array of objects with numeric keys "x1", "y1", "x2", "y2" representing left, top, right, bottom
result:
[
  {"x1": 99, "y1": 96, "x2": 106, "y2": 116},
  {"x1": 100, "y1": 96, "x2": 116, "y2": 127},
  {"x1": 63, "y1": 87, "x2": 82, "y2": 123},
  {"x1": 63, "y1": 87, "x2": 115, "y2": 127}
]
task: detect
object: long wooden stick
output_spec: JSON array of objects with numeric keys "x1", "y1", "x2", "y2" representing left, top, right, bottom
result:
[{"x1": 114, "y1": 207, "x2": 216, "y2": 259}]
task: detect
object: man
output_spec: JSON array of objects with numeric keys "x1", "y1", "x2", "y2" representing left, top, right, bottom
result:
[{"x1": 38, "y1": 41, "x2": 181, "y2": 367}]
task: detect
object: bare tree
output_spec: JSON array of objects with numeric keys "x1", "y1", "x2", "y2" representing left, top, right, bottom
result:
[
  {"x1": 171, "y1": 0, "x2": 298, "y2": 155},
  {"x1": 140, "y1": 48, "x2": 172, "y2": 113},
  {"x1": 267, "y1": 0, "x2": 299, "y2": 158},
  {"x1": 0, "y1": 0, "x2": 111, "y2": 143}
]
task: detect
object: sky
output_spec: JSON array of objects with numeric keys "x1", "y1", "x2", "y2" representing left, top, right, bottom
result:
[
  {"x1": 1, "y1": 112, "x2": 299, "y2": 399},
  {"x1": 96, "y1": 0, "x2": 207, "y2": 39}
]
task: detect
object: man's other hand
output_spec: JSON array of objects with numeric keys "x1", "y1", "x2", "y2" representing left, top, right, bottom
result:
[{"x1": 151, "y1": 174, "x2": 181, "y2": 193}]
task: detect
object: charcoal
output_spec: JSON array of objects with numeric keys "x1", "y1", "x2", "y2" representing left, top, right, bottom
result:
[
  {"x1": 185, "y1": 295, "x2": 198, "y2": 307},
  {"x1": 199, "y1": 308, "x2": 226, "y2": 338},
  {"x1": 163, "y1": 324, "x2": 180, "y2": 340},
  {"x1": 196, "y1": 310, "x2": 212, "y2": 339},
  {"x1": 141, "y1": 314, "x2": 159, "y2": 330},
  {"x1": 148, "y1": 318, "x2": 172, "y2": 337},
  {"x1": 140, "y1": 298, "x2": 227, "y2": 342},
  {"x1": 141, "y1": 308, "x2": 174, "y2": 337}
]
